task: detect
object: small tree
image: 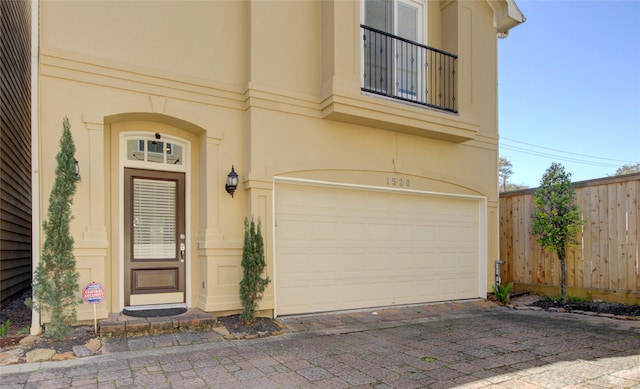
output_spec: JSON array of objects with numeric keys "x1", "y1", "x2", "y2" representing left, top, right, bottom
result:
[
  {"x1": 499, "y1": 157, "x2": 529, "y2": 192},
  {"x1": 239, "y1": 217, "x2": 270, "y2": 324},
  {"x1": 33, "y1": 117, "x2": 81, "y2": 340},
  {"x1": 614, "y1": 163, "x2": 640, "y2": 176},
  {"x1": 499, "y1": 157, "x2": 513, "y2": 192},
  {"x1": 531, "y1": 162, "x2": 583, "y2": 303}
]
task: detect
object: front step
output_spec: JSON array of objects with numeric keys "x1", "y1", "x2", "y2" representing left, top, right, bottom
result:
[{"x1": 99, "y1": 308, "x2": 217, "y2": 337}]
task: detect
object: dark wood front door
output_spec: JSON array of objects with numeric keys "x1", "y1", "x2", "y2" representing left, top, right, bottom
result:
[{"x1": 124, "y1": 169, "x2": 186, "y2": 306}]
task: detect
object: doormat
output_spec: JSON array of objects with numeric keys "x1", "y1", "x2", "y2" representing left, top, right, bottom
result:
[{"x1": 122, "y1": 307, "x2": 187, "y2": 318}]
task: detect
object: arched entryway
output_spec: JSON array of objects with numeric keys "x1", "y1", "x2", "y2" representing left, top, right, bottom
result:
[{"x1": 107, "y1": 118, "x2": 202, "y2": 312}]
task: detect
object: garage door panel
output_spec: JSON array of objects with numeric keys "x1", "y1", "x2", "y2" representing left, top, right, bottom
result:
[
  {"x1": 278, "y1": 253, "x2": 309, "y2": 277},
  {"x1": 341, "y1": 253, "x2": 366, "y2": 272},
  {"x1": 278, "y1": 285, "x2": 309, "y2": 311},
  {"x1": 342, "y1": 223, "x2": 368, "y2": 241},
  {"x1": 414, "y1": 226, "x2": 438, "y2": 241},
  {"x1": 275, "y1": 182, "x2": 481, "y2": 316},
  {"x1": 459, "y1": 226, "x2": 479, "y2": 242},
  {"x1": 395, "y1": 224, "x2": 417, "y2": 241},
  {"x1": 457, "y1": 251, "x2": 478, "y2": 267},
  {"x1": 438, "y1": 284, "x2": 462, "y2": 300},
  {"x1": 440, "y1": 252, "x2": 473, "y2": 270},
  {"x1": 313, "y1": 284, "x2": 342, "y2": 305},
  {"x1": 311, "y1": 253, "x2": 340, "y2": 274},
  {"x1": 456, "y1": 276, "x2": 477, "y2": 294},
  {"x1": 368, "y1": 253, "x2": 391, "y2": 270},
  {"x1": 415, "y1": 280, "x2": 441, "y2": 299},
  {"x1": 279, "y1": 218, "x2": 308, "y2": 240},
  {"x1": 394, "y1": 253, "x2": 417, "y2": 270},
  {"x1": 370, "y1": 283, "x2": 394, "y2": 305},
  {"x1": 343, "y1": 283, "x2": 369, "y2": 303},
  {"x1": 369, "y1": 223, "x2": 391, "y2": 240},
  {"x1": 438, "y1": 225, "x2": 462, "y2": 243},
  {"x1": 342, "y1": 193, "x2": 372, "y2": 211},
  {"x1": 395, "y1": 281, "x2": 420, "y2": 300},
  {"x1": 310, "y1": 221, "x2": 337, "y2": 240}
]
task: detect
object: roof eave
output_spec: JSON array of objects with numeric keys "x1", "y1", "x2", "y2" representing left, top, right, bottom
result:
[{"x1": 487, "y1": 0, "x2": 526, "y2": 38}]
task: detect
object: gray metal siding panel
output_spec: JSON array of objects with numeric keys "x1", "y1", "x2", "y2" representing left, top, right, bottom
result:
[{"x1": 1, "y1": 0, "x2": 32, "y2": 305}]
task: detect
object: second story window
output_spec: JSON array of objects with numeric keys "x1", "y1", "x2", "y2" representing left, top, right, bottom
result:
[
  {"x1": 362, "y1": 0, "x2": 458, "y2": 113},
  {"x1": 363, "y1": 0, "x2": 424, "y2": 99},
  {"x1": 364, "y1": 0, "x2": 423, "y2": 47}
]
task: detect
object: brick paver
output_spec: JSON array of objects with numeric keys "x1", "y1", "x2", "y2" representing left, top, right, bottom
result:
[{"x1": 1, "y1": 300, "x2": 639, "y2": 388}]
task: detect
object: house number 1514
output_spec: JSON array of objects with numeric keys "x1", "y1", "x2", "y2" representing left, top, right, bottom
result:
[{"x1": 386, "y1": 177, "x2": 410, "y2": 187}]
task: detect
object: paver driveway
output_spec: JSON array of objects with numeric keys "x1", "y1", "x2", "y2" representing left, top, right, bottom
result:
[{"x1": 1, "y1": 300, "x2": 639, "y2": 388}]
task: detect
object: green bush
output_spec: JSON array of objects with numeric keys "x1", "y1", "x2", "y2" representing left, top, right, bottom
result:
[
  {"x1": 0, "y1": 320, "x2": 10, "y2": 337},
  {"x1": 239, "y1": 218, "x2": 271, "y2": 324},
  {"x1": 32, "y1": 117, "x2": 81, "y2": 340},
  {"x1": 492, "y1": 282, "x2": 513, "y2": 304},
  {"x1": 532, "y1": 163, "x2": 583, "y2": 303}
]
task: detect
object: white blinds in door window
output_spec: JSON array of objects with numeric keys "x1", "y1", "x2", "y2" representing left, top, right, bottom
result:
[{"x1": 133, "y1": 178, "x2": 177, "y2": 260}]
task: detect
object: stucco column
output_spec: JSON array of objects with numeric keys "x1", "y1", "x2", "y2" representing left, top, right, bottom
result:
[
  {"x1": 319, "y1": 0, "x2": 360, "y2": 100},
  {"x1": 197, "y1": 132, "x2": 245, "y2": 312},
  {"x1": 197, "y1": 134, "x2": 224, "y2": 245},
  {"x1": 69, "y1": 114, "x2": 111, "y2": 322},
  {"x1": 243, "y1": 175, "x2": 275, "y2": 310},
  {"x1": 81, "y1": 113, "x2": 108, "y2": 244}
]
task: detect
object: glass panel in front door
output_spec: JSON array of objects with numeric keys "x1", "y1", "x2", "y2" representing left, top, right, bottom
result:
[{"x1": 133, "y1": 178, "x2": 177, "y2": 260}]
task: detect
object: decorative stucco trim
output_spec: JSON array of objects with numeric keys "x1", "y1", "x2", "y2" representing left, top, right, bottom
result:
[
  {"x1": 486, "y1": 0, "x2": 526, "y2": 36},
  {"x1": 321, "y1": 89, "x2": 479, "y2": 143}
]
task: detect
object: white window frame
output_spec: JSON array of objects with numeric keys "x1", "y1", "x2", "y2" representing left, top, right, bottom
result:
[{"x1": 361, "y1": 0, "x2": 426, "y2": 101}]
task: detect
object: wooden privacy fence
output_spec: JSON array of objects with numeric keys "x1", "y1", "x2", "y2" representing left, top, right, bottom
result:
[{"x1": 499, "y1": 173, "x2": 640, "y2": 305}]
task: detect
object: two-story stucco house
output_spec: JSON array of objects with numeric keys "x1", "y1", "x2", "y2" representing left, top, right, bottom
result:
[{"x1": 28, "y1": 0, "x2": 524, "y2": 330}]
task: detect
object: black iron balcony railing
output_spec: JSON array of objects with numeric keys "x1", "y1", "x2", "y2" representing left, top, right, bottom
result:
[{"x1": 361, "y1": 25, "x2": 458, "y2": 113}]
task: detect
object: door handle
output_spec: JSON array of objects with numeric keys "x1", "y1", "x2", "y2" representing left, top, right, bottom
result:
[{"x1": 180, "y1": 243, "x2": 186, "y2": 263}]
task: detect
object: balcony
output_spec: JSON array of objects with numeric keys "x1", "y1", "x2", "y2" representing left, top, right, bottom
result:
[{"x1": 361, "y1": 25, "x2": 458, "y2": 114}]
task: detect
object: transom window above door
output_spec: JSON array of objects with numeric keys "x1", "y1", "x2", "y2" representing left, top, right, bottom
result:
[{"x1": 125, "y1": 137, "x2": 184, "y2": 166}]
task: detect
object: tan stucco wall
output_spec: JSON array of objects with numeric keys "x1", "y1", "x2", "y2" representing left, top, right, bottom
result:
[
  {"x1": 36, "y1": 0, "x2": 509, "y2": 321},
  {"x1": 40, "y1": 1, "x2": 247, "y2": 87}
]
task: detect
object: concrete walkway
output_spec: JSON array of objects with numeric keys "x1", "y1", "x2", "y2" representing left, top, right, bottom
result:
[{"x1": 1, "y1": 299, "x2": 639, "y2": 388}]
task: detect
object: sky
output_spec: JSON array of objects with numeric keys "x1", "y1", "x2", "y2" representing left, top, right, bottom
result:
[{"x1": 498, "y1": 0, "x2": 640, "y2": 188}]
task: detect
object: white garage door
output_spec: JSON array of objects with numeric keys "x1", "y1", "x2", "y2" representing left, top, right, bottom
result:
[{"x1": 274, "y1": 181, "x2": 483, "y2": 316}]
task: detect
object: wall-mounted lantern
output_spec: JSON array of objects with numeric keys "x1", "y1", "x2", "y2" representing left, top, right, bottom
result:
[
  {"x1": 74, "y1": 158, "x2": 80, "y2": 177},
  {"x1": 225, "y1": 165, "x2": 239, "y2": 198}
]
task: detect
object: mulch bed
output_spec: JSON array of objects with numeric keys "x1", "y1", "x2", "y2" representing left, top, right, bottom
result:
[
  {"x1": 0, "y1": 289, "x2": 33, "y2": 344},
  {"x1": 217, "y1": 314, "x2": 284, "y2": 336},
  {"x1": 0, "y1": 289, "x2": 96, "y2": 354},
  {"x1": 530, "y1": 298, "x2": 640, "y2": 317}
]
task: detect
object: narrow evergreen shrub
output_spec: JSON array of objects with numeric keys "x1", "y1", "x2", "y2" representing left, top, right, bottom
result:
[
  {"x1": 33, "y1": 117, "x2": 81, "y2": 340},
  {"x1": 239, "y1": 218, "x2": 270, "y2": 324}
]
